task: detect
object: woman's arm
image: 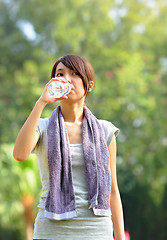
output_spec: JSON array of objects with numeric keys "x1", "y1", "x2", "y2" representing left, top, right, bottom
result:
[
  {"x1": 13, "y1": 99, "x2": 47, "y2": 161},
  {"x1": 108, "y1": 135, "x2": 125, "y2": 240},
  {"x1": 13, "y1": 79, "x2": 67, "y2": 161}
]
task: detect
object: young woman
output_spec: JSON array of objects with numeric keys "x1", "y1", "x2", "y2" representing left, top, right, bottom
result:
[{"x1": 13, "y1": 54, "x2": 125, "y2": 240}]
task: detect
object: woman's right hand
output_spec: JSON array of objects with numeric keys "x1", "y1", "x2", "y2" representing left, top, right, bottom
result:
[{"x1": 39, "y1": 78, "x2": 68, "y2": 105}]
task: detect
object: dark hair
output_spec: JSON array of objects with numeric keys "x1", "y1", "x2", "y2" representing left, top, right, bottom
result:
[{"x1": 51, "y1": 54, "x2": 95, "y2": 96}]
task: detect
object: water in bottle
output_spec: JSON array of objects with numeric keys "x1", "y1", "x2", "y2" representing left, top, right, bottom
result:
[{"x1": 47, "y1": 78, "x2": 71, "y2": 98}]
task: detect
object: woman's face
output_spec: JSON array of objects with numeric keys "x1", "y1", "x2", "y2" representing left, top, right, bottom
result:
[{"x1": 55, "y1": 62, "x2": 85, "y2": 101}]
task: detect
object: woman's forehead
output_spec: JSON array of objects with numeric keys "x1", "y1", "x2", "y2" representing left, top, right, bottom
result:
[
  {"x1": 56, "y1": 62, "x2": 66, "y2": 70},
  {"x1": 56, "y1": 62, "x2": 74, "y2": 72}
]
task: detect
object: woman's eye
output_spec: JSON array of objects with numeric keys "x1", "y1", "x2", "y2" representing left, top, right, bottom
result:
[
  {"x1": 72, "y1": 72, "x2": 78, "y2": 76},
  {"x1": 56, "y1": 73, "x2": 63, "y2": 77}
]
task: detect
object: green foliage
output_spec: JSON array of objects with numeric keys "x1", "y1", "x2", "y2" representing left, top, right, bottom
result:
[
  {"x1": 0, "y1": 145, "x2": 41, "y2": 239},
  {"x1": 1, "y1": 0, "x2": 167, "y2": 239}
]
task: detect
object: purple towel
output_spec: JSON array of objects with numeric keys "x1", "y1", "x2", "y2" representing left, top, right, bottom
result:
[{"x1": 45, "y1": 105, "x2": 111, "y2": 220}]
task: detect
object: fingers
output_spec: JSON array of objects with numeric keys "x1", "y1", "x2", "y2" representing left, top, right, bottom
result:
[{"x1": 57, "y1": 95, "x2": 68, "y2": 100}]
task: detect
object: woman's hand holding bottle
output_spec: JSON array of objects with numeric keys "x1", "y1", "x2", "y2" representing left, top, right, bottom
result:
[{"x1": 39, "y1": 77, "x2": 70, "y2": 105}]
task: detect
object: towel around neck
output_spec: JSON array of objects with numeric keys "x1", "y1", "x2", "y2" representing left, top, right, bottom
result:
[{"x1": 45, "y1": 105, "x2": 111, "y2": 220}]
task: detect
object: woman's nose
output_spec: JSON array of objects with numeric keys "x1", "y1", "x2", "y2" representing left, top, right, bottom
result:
[{"x1": 65, "y1": 75, "x2": 71, "y2": 83}]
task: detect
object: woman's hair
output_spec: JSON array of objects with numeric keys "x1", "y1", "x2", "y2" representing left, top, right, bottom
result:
[{"x1": 51, "y1": 54, "x2": 95, "y2": 96}]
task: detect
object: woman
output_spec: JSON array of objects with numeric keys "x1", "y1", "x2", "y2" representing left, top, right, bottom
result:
[{"x1": 13, "y1": 54, "x2": 125, "y2": 240}]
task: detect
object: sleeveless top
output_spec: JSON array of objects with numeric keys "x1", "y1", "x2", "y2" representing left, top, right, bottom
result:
[{"x1": 33, "y1": 118, "x2": 119, "y2": 240}]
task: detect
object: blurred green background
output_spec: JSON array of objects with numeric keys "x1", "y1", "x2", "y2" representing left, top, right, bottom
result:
[{"x1": 0, "y1": 0, "x2": 167, "y2": 239}]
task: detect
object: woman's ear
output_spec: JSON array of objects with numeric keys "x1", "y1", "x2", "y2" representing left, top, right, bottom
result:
[{"x1": 87, "y1": 81, "x2": 94, "y2": 93}]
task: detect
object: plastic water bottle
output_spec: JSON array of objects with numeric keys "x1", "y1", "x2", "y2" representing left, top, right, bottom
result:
[{"x1": 47, "y1": 78, "x2": 71, "y2": 98}]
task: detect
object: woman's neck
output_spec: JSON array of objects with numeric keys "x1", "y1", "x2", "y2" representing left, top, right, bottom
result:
[{"x1": 60, "y1": 101, "x2": 84, "y2": 123}]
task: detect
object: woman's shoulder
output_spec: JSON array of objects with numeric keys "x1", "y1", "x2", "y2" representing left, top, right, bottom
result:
[
  {"x1": 98, "y1": 119, "x2": 119, "y2": 133},
  {"x1": 37, "y1": 118, "x2": 49, "y2": 137},
  {"x1": 98, "y1": 119, "x2": 120, "y2": 146}
]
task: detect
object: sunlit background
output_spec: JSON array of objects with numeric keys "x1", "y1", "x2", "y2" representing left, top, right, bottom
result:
[{"x1": 0, "y1": 0, "x2": 167, "y2": 239}]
